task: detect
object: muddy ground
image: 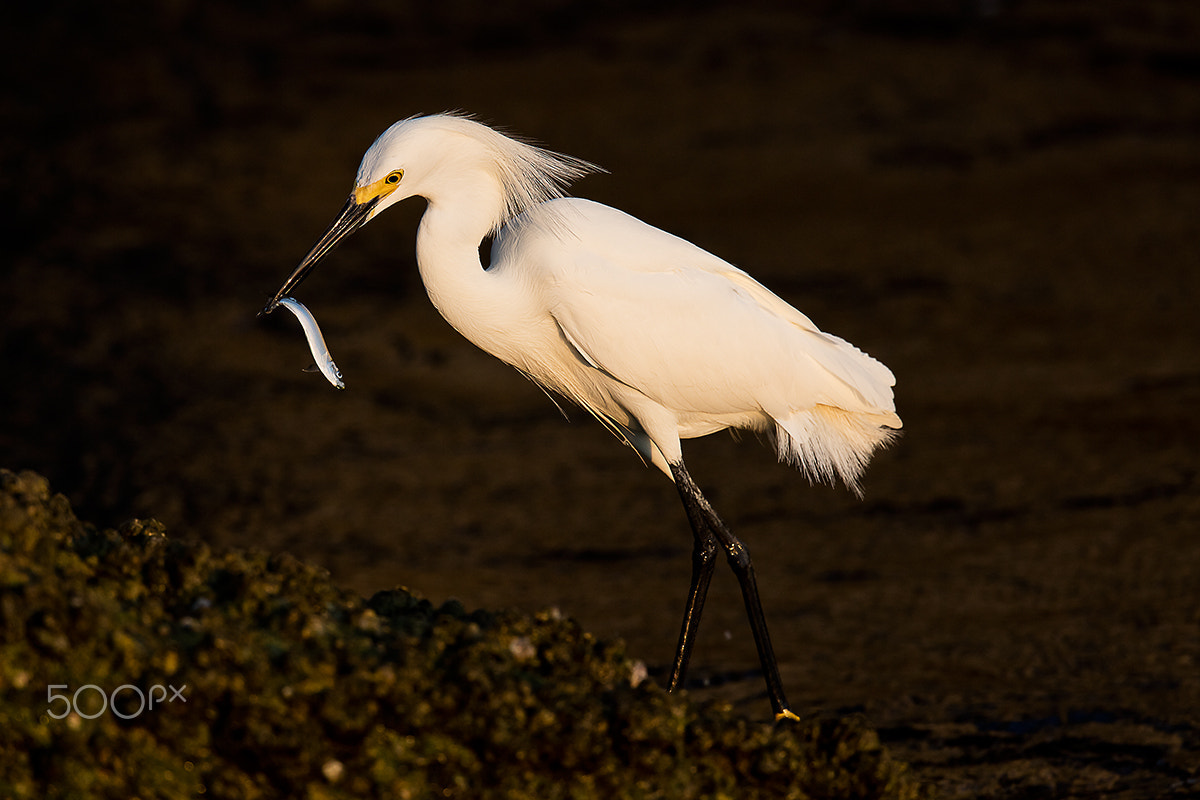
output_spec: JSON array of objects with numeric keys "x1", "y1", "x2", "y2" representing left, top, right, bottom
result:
[{"x1": 3, "y1": 2, "x2": 1199, "y2": 797}]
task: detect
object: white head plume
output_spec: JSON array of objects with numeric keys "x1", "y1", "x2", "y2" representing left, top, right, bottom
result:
[{"x1": 356, "y1": 113, "x2": 602, "y2": 235}]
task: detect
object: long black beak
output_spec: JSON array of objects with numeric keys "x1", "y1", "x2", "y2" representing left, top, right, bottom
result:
[{"x1": 261, "y1": 194, "x2": 379, "y2": 315}]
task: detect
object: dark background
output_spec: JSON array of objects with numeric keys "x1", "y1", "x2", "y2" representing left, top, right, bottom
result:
[{"x1": 3, "y1": 2, "x2": 1199, "y2": 796}]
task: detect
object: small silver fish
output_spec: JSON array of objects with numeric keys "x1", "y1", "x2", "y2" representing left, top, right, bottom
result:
[{"x1": 273, "y1": 297, "x2": 345, "y2": 389}]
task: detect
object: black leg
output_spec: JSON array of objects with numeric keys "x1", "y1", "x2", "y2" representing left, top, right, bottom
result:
[
  {"x1": 668, "y1": 460, "x2": 799, "y2": 722},
  {"x1": 668, "y1": 462, "x2": 718, "y2": 693}
]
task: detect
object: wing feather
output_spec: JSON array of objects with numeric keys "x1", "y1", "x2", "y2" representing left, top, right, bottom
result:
[{"x1": 530, "y1": 200, "x2": 898, "y2": 424}]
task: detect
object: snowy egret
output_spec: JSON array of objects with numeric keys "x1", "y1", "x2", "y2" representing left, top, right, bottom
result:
[{"x1": 263, "y1": 113, "x2": 901, "y2": 721}]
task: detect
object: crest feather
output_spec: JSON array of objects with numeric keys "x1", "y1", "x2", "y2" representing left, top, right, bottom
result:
[{"x1": 412, "y1": 112, "x2": 603, "y2": 235}]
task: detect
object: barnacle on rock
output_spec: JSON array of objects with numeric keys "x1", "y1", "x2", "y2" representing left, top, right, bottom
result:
[{"x1": 0, "y1": 469, "x2": 923, "y2": 799}]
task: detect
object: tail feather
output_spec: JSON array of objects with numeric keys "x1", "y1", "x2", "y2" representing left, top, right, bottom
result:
[{"x1": 773, "y1": 406, "x2": 900, "y2": 497}]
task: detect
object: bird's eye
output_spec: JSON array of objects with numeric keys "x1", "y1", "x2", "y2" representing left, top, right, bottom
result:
[{"x1": 385, "y1": 170, "x2": 403, "y2": 185}]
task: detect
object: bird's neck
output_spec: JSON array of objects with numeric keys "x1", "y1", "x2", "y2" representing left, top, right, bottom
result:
[{"x1": 414, "y1": 182, "x2": 524, "y2": 361}]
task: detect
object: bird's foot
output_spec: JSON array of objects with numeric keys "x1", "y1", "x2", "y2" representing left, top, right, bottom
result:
[{"x1": 774, "y1": 708, "x2": 802, "y2": 723}]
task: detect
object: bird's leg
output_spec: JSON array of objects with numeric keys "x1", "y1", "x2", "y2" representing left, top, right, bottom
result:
[
  {"x1": 668, "y1": 460, "x2": 800, "y2": 722},
  {"x1": 667, "y1": 461, "x2": 719, "y2": 694}
]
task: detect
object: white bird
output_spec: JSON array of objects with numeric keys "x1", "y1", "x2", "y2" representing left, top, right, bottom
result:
[{"x1": 264, "y1": 113, "x2": 901, "y2": 721}]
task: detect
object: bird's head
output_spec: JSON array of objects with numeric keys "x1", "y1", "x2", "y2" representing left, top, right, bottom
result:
[
  {"x1": 261, "y1": 119, "x2": 429, "y2": 313},
  {"x1": 262, "y1": 113, "x2": 597, "y2": 314}
]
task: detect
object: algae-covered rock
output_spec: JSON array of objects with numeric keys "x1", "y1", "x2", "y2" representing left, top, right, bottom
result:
[{"x1": 0, "y1": 469, "x2": 924, "y2": 799}]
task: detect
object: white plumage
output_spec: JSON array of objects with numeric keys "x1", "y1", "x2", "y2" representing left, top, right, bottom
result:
[{"x1": 265, "y1": 112, "x2": 901, "y2": 719}]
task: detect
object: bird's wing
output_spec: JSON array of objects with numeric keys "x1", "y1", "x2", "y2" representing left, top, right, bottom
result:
[
  {"x1": 534, "y1": 201, "x2": 897, "y2": 421},
  {"x1": 712, "y1": 267, "x2": 898, "y2": 412}
]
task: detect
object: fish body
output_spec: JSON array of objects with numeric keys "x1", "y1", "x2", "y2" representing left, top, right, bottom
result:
[{"x1": 274, "y1": 296, "x2": 344, "y2": 389}]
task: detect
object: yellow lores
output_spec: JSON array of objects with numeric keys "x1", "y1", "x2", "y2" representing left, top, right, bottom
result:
[{"x1": 354, "y1": 169, "x2": 404, "y2": 207}]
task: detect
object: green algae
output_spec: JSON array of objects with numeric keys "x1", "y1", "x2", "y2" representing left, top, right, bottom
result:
[{"x1": 0, "y1": 469, "x2": 925, "y2": 799}]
